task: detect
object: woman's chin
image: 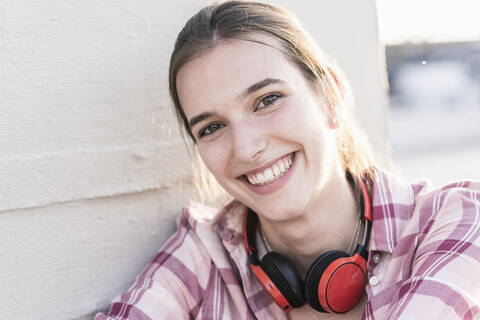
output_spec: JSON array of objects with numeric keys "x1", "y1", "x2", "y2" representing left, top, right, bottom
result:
[{"x1": 250, "y1": 200, "x2": 309, "y2": 222}]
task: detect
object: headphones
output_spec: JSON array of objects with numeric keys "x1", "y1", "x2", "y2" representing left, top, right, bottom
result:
[{"x1": 243, "y1": 174, "x2": 372, "y2": 314}]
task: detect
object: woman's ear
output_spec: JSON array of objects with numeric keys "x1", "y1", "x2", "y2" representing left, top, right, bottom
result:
[
  {"x1": 324, "y1": 67, "x2": 345, "y2": 129},
  {"x1": 328, "y1": 115, "x2": 339, "y2": 129},
  {"x1": 325, "y1": 67, "x2": 345, "y2": 104},
  {"x1": 327, "y1": 67, "x2": 345, "y2": 95}
]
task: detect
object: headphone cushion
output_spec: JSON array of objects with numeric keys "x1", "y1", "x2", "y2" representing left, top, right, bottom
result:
[
  {"x1": 304, "y1": 250, "x2": 348, "y2": 312},
  {"x1": 260, "y1": 252, "x2": 306, "y2": 308}
]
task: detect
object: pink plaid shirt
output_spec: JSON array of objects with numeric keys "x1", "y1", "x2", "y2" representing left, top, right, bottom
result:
[{"x1": 95, "y1": 170, "x2": 480, "y2": 319}]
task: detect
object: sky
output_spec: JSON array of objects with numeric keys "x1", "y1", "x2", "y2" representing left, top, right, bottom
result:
[{"x1": 376, "y1": 0, "x2": 480, "y2": 44}]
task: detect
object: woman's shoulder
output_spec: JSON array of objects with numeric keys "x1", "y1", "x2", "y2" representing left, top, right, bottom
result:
[
  {"x1": 414, "y1": 178, "x2": 480, "y2": 221},
  {"x1": 370, "y1": 168, "x2": 480, "y2": 251},
  {"x1": 373, "y1": 167, "x2": 480, "y2": 217},
  {"x1": 414, "y1": 180, "x2": 480, "y2": 247}
]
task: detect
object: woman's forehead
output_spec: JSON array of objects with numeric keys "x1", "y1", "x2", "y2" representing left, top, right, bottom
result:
[
  {"x1": 178, "y1": 39, "x2": 288, "y2": 83},
  {"x1": 176, "y1": 39, "x2": 303, "y2": 113}
]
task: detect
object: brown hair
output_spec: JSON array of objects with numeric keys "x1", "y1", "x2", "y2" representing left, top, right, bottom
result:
[{"x1": 169, "y1": 0, "x2": 375, "y2": 199}]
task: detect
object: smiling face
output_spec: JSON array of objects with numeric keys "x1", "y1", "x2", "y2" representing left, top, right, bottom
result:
[{"x1": 176, "y1": 38, "x2": 345, "y2": 221}]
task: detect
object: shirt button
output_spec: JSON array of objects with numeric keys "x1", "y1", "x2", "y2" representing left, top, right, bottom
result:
[
  {"x1": 369, "y1": 276, "x2": 380, "y2": 286},
  {"x1": 372, "y1": 253, "x2": 381, "y2": 264}
]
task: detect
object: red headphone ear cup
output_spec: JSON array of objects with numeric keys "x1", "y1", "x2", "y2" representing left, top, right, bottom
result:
[
  {"x1": 304, "y1": 250, "x2": 348, "y2": 312},
  {"x1": 260, "y1": 252, "x2": 306, "y2": 308}
]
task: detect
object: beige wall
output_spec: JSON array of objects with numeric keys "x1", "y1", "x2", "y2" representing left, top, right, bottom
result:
[{"x1": 0, "y1": 1, "x2": 388, "y2": 319}]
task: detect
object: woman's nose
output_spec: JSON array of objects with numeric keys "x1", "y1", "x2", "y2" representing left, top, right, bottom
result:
[{"x1": 230, "y1": 120, "x2": 268, "y2": 163}]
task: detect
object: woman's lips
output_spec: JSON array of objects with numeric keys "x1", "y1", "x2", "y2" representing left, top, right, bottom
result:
[
  {"x1": 245, "y1": 154, "x2": 293, "y2": 185},
  {"x1": 241, "y1": 152, "x2": 297, "y2": 195}
]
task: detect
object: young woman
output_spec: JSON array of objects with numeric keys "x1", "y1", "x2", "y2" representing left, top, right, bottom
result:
[{"x1": 95, "y1": 1, "x2": 480, "y2": 319}]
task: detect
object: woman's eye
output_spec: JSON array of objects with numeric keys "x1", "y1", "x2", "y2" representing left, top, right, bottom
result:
[
  {"x1": 199, "y1": 122, "x2": 225, "y2": 137},
  {"x1": 256, "y1": 94, "x2": 281, "y2": 111}
]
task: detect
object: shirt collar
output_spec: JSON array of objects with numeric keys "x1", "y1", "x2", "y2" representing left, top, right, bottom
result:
[{"x1": 214, "y1": 200, "x2": 247, "y2": 252}]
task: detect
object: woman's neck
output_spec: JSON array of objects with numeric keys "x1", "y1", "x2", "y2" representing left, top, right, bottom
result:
[{"x1": 258, "y1": 172, "x2": 360, "y2": 276}]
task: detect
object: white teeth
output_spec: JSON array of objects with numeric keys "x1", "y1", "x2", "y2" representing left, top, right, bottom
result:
[
  {"x1": 256, "y1": 172, "x2": 264, "y2": 183},
  {"x1": 264, "y1": 168, "x2": 274, "y2": 180},
  {"x1": 246, "y1": 154, "x2": 294, "y2": 186},
  {"x1": 272, "y1": 165, "x2": 280, "y2": 176}
]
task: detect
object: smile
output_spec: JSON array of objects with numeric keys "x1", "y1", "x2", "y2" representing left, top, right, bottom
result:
[{"x1": 246, "y1": 153, "x2": 294, "y2": 185}]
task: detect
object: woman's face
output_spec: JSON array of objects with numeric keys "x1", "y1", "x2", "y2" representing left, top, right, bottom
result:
[{"x1": 176, "y1": 38, "x2": 342, "y2": 221}]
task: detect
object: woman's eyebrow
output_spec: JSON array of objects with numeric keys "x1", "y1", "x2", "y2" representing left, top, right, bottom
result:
[
  {"x1": 189, "y1": 111, "x2": 214, "y2": 129},
  {"x1": 240, "y1": 77, "x2": 284, "y2": 99}
]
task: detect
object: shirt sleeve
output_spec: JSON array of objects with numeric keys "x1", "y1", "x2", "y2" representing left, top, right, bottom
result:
[
  {"x1": 94, "y1": 222, "x2": 211, "y2": 320},
  {"x1": 388, "y1": 188, "x2": 480, "y2": 319},
  {"x1": 94, "y1": 273, "x2": 191, "y2": 320}
]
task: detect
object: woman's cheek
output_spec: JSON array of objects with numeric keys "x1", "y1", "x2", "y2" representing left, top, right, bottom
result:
[
  {"x1": 198, "y1": 141, "x2": 229, "y2": 179},
  {"x1": 268, "y1": 103, "x2": 302, "y2": 135}
]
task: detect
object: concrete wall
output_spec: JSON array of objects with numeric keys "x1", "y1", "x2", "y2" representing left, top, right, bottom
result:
[{"x1": 0, "y1": 1, "x2": 387, "y2": 319}]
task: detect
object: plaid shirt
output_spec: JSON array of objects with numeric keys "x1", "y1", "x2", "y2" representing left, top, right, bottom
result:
[{"x1": 95, "y1": 170, "x2": 480, "y2": 319}]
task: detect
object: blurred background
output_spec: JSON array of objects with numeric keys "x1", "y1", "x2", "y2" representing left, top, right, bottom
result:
[{"x1": 376, "y1": 0, "x2": 480, "y2": 185}]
